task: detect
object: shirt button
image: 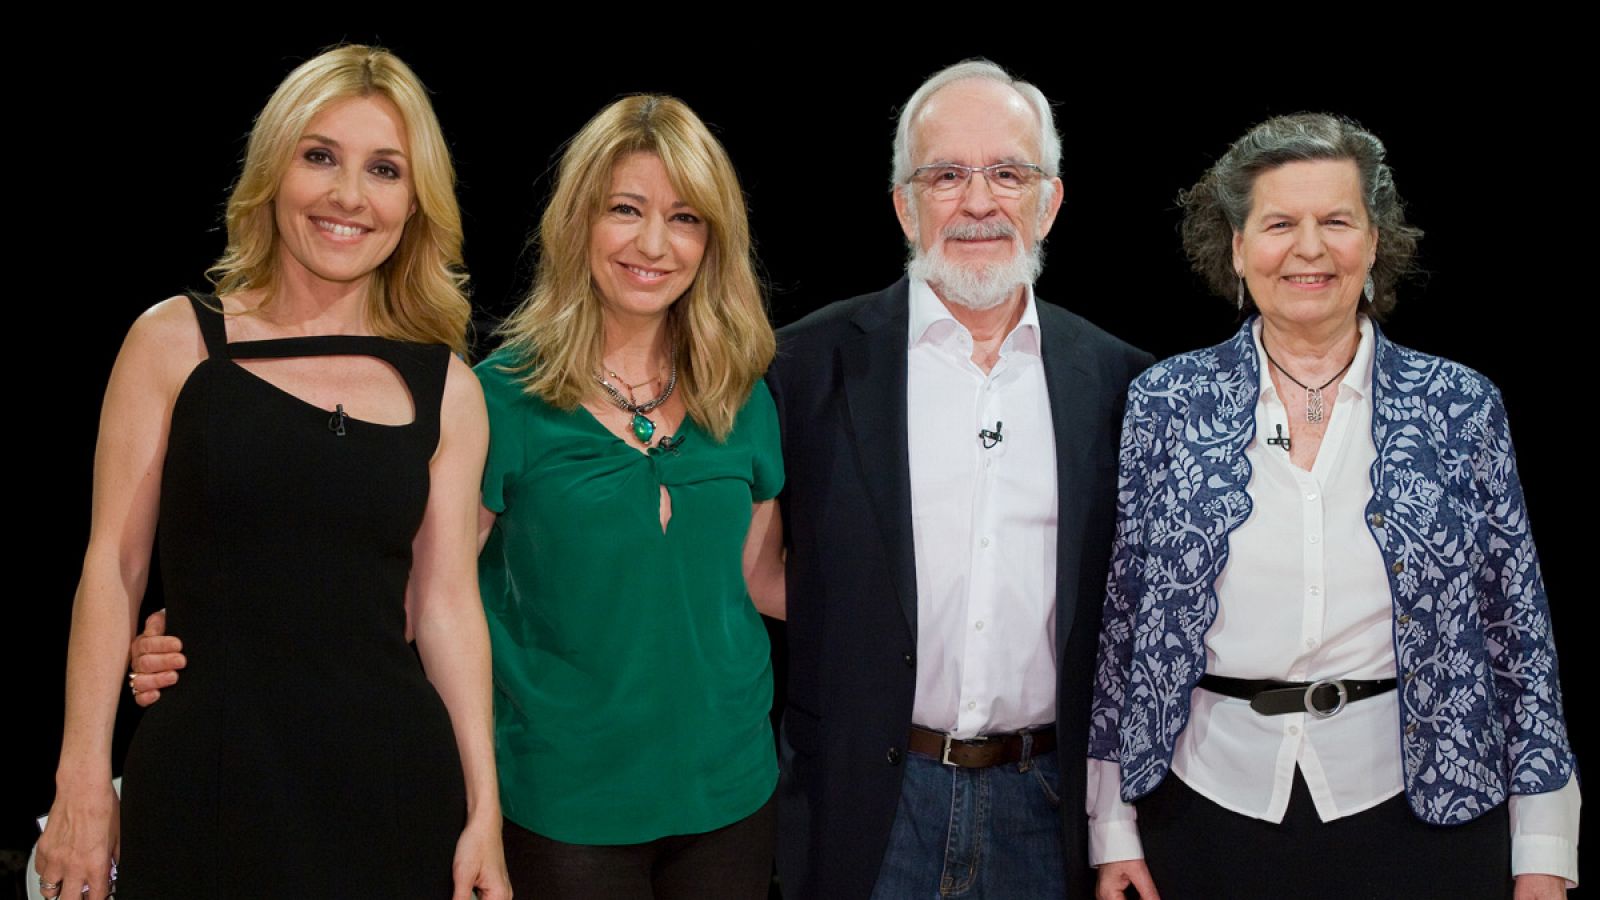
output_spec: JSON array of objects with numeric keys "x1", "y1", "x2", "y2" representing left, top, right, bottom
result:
[
  {"x1": 1308, "y1": 534, "x2": 1321, "y2": 544},
  {"x1": 1304, "y1": 637, "x2": 1318, "y2": 649},
  {"x1": 979, "y1": 537, "x2": 991, "y2": 548},
  {"x1": 1392, "y1": 561, "x2": 1405, "y2": 574},
  {"x1": 974, "y1": 621, "x2": 985, "y2": 631},
  {"x1": 967, "y1": 700, "x2": 977, "y2": 711},
  {"x1": 1308, "y1": 586, "x2": 1322, "y2": 597},
  {"x1": 1288, "y1": 725, "x2": 1301, "y2": 736},
  {"x1": 1305, "y1": 492, "x2": 1319, "y2": 502},
  {"x1": 886, "y1": 747, "x2": 902, "y2": 765}
]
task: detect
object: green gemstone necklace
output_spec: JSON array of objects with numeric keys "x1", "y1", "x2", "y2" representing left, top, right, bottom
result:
[{"x1": 596, "y1": 350, "x2": 678, "y2": 444}]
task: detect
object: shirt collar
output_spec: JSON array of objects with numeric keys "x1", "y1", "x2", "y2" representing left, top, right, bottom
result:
[
  {"x1": 1253, "y1": 316, "x2": 1375, "y2": 403},
  {"x1": 907, "y1": 277, "x2": 1041, "y2": 356}
]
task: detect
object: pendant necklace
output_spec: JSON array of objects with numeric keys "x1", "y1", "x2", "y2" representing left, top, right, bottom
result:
[
  {"x1": 597, "y1": 350, "x2": 678, "y2": 444},
  {"x1": 1261, "y1": 333, "x2": 1357, "y2": 424}
]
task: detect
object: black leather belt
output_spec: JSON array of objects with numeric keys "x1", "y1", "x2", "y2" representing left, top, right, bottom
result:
[
  {"x1": 907, "y1": 724, "x2": 1056, "y2": 767},
  {"x1": 1198, "y1": 674, "x2": 1397, "y2": 718}
]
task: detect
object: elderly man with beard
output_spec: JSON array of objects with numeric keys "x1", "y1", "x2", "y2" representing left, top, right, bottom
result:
[{"x1": 766, "y1": 60, "x2": 1154, "y2": 899}]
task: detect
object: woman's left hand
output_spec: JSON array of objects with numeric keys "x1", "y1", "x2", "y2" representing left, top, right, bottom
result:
[
  {"x1": 450, "y1": 815, "x2": 511, "y2": 900},
  {"x1": 1514, "y1": 874, "x2": 1566, "y2": 899}
]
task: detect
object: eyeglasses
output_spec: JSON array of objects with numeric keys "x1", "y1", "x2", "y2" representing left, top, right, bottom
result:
[{"x1": 908, "y1": 162, "x2": 1046, "y2": 198}]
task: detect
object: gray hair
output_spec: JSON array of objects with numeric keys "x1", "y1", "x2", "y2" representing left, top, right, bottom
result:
[
  {"x1": 1178, "y1": 112, "x2": 1422, "y2": 318},
  {"x1": 890, "y1": 59, "x2": 1062, "y2": 188}
]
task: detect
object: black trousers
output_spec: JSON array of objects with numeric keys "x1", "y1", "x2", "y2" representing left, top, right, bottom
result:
[
  {"x1": 501, "y1": 793, "x2": 776, "y2": 900},
  {"x1": 1136, "y1": 770, "x2": 1512, "y2": 900}
]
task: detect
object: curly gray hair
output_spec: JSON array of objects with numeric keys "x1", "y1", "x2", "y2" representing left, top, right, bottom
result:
[{"x1": 1178, "y1": 113, "x2": 1422, "y2": 317}]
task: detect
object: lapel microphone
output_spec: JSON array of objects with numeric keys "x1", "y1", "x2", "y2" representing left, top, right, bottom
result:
[
  {"x1": 1268, "y1": 424, "x2": 1291, "y2": 452},
  {"x1": 978, "y1": 421, "x2": 1004, "y2": 450}
]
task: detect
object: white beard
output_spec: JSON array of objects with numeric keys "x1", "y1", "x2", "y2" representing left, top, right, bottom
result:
[{"x1": 906, "y1": 219, "x2": 1043, "y2": 311}]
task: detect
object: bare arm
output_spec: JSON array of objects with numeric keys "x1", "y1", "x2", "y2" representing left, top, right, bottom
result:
[
  {"x1": 478, "y1": 504, "x2": 497, "y2": 554},
  {"x1": 743, "y1": 498, "x2": 785, "y2": 620},
  {"x1": 37, "y1": 299, "x2": 197, "y2": 900},
  {"x1": 406, "y1": 357, "x2": 509, "y2": 900}
]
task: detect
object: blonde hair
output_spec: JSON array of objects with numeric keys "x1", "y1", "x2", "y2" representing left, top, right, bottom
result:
[
  {"x1": 207, "y1": 45, "x2": 470, "y2": 356},
  {"x1": 497, "y1": 95, "x2": 773, "y2": 441}
]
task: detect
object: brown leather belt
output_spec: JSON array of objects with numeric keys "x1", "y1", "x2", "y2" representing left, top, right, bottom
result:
[{"x1": 908, "y1": 724, "x2": 1056, "y2": 768}]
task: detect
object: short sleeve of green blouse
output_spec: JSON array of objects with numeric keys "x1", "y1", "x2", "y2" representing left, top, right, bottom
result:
[
  {"x1": 740, "y1": 377, "x2": 784, "y2": 502},
  {"x1": 472, "y1": 349, "x2": 783, "y2": 844},
  {"x1": 476, "y1": 353, "x2": 527, "y2": 515}
]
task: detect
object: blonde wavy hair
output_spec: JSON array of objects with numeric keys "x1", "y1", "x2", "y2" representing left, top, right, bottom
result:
[
  {"x1": 207, "y1": 45, "x2": 470, "y2": 355},
  {"x1": 497, "y1": 95, "x2": 773, "y2": 441}
]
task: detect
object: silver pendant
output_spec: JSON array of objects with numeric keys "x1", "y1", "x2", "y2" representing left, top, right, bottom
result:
[{"x1": 1305, "y1": 388, "x2": 1325, "y2": 424}]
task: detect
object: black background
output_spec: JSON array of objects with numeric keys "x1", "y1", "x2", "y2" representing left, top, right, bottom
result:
[{"x1": 11, "y1": 27, "x2": 1589, "y2": 885}]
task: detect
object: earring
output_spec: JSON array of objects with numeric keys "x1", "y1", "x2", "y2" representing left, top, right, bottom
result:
[
  {"x1": 1235, "y1": 273, "x2": 1246, "y2": 311},
  {"x1": 1363, "y1": 273, "x2": 1376, "y2": 303}
]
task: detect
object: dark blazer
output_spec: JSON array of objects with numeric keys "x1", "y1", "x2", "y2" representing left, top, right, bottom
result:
[{"x1": 767, "y1": 278, "x2": 1153, "y2": 899}]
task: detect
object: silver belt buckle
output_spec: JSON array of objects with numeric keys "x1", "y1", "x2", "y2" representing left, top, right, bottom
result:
[
  {"x1": 1304, "y1": 679, "x2": 1349, "y2": 718},
  {"x1": 940, "y1": 733, "x2": 986, "y2": 766}
]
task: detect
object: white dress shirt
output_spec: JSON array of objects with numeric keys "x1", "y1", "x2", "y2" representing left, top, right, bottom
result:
[
  {"x1": 906, "y1": 278, "x2": 1058, "y2": 738},
  {"x1": 1088, "y1": 319, "x2": 1580, "y2": 884}
]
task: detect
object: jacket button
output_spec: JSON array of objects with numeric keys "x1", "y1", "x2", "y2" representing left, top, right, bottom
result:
[
  {"x1": 1406, "y1": 723, "x2": 1418, "y2": 736},
  {"x1": 903, "y1": 652, "x2": 915, "y2": 668},
  {"x1": 1392, "y1": 561, "x2": 1405, "y2": 574},
  {"x1": 1371, "y1": 512, "x2": 1386, "y2": 527},
  {"x1": 1398, "y1": 614, "x2": 1412, "y2": 625},
  {"x1": 886, "y1": 747, "x2": 902, "y2": 766},
  {"x1": 1404, "y1": 670, "x2": 1415, "y2": 682}
]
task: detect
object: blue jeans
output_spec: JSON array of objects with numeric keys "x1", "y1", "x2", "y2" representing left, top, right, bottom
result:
[{"x1": 869, "y1": 738, "x2": 1066, "y2": 899}]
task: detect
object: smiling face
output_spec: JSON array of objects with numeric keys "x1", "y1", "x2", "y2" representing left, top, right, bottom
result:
[
  {"x1": 588, "y1": 151, "x2": 709, "y2": 325},
  {"x1": 1232, "y1": 159, "x2": 1378, "y2": 337},
  {"x1": 893, "y1": 78, "x2": 1063, "y2": 310},
  {"x1": 272, "y1": 94, "x2": 416, "y2": 290}
]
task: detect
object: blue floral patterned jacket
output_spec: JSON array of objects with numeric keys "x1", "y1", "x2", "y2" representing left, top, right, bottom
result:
[{"x1": 1087, "y1": 319, "x2": 1574, "y2": 823}]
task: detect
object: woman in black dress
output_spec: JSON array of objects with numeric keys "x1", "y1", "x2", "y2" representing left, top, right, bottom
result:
[{"x1": 34, "y1": 46, "x2": 509, "y2": 900}]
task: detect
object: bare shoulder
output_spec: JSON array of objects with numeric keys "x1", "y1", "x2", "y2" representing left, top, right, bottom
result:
[
  {"x1": 443, "y1": 354, "x2": 487, "y2": 408},
  {"x1": 133, "y1": 295, "x2": 207, "y2": 344},
  {"x1": 439, "y1": 354, "x2": 489, "y2": 436},
  {"x1": 114, "y1": 295, "x2": 211, "y2": 399}
]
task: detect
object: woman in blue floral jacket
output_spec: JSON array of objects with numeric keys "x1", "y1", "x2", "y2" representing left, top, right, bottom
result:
[{"x1": 1088, "y1": 114, "x2": 1578, "y2": 900}]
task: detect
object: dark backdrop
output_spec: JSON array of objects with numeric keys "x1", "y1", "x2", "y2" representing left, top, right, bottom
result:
[{"x1": 12, "y1": 28, "x2": 1588, "y2": 884}]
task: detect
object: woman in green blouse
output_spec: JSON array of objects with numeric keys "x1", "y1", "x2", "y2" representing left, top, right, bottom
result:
[{"x1": 474, "y1": 95, "x2": 784, "y2": 899}]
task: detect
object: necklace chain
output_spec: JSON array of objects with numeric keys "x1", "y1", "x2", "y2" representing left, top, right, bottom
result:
[
  {"x1": 1261, "y1": 333, "x2": 1357, "y2": 425},
  {"x1": 596, "y1": 349, "x2": 679, "y2": 444}
]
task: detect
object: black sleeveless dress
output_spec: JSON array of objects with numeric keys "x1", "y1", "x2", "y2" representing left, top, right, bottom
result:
[{"x1": 117, "y1": 295, "x2": 467, "y2": 898}]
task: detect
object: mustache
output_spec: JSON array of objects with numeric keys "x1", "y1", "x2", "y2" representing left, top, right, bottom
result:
[{"x1": 941, "y1": 221, "x2": 1017, "y2": 241}]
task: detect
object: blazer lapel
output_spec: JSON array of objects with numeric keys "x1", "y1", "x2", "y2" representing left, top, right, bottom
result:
[
  {"x1": 840, "y1": 279, "x2": 918, "y2": 639},
  {"x1": 1039, "y1": 308, "x2": 1097, "y2": 648}
]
